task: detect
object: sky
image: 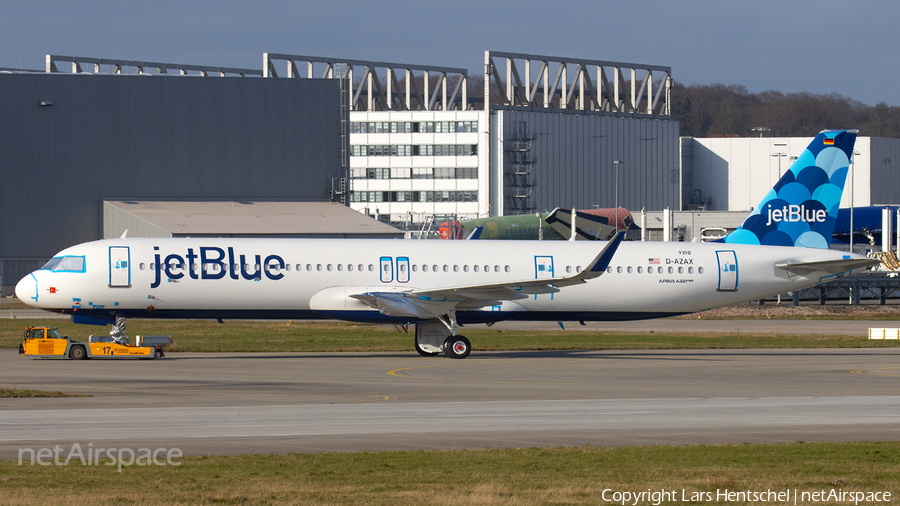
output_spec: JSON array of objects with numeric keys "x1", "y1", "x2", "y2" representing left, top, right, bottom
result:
[{"x1": 4, "y1": 0, "x2": 899, "y2": 106}]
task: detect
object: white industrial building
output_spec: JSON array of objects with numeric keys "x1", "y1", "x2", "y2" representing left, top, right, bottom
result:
[
  {"x1": 685, "y1": 136, "x2": 900, "y2": 212},
  {"x1": 640, "y1": 135, "x2": 900, "y2": 245}
]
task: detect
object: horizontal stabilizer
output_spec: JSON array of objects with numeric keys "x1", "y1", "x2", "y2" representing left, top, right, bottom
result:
[{"x1": 775, "y1": 257, "x2": 880, "y2": 277}]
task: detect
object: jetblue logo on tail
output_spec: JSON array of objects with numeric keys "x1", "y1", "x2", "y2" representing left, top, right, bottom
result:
[
  {"x1": 724, "y1": 130, "x2": 857, "y2": 249},
  {"x1": 765, "y1": 205, "x2": 827, "y2": 227}
]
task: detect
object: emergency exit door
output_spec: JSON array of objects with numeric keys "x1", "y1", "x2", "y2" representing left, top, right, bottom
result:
[
  {"x1": 716, "y1": 250, "x2": 738, "y2": 292},
  {"x1": 109, "y1": 246, "x2": 131, "y2": 288}
]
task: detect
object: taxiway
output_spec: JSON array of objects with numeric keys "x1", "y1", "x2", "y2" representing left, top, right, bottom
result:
[{"x1": 2, "y1": 345, "x2": 900, "y2": 457}]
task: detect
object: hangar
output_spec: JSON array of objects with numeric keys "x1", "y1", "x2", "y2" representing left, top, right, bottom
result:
[
  {"x1": 0, "y1": 57, "x2": 347, "y2": 294},
  {"x1": 103, "y1": 201, "x2": 401, "y2": 239}
]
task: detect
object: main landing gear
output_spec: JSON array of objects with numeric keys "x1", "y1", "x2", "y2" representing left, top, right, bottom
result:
[{"x1": 414, "y1": 311, "x2": 471, "y2": 359}]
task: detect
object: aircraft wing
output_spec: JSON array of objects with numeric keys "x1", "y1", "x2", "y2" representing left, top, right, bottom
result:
[
  {"x1": 775, "y1": 257, "x2": 881, "y2": 277},
  {"x1": 349, "y1": 233, "x2": 623, "y2": 319}
]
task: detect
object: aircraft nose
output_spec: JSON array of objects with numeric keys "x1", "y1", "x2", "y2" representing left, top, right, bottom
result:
[{"x1": 15, "y1": 273, "x2": 37, "y2": 306}]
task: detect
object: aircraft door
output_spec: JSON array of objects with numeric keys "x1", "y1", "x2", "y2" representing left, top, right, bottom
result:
[
  {"x1": 397, "y1": 257, "x2": 410, "y2": 283},
  {"x1": 716, "y1": 250, "x2": 738, "y2": 292},
  {"x1": 534, "y1": 256, "x2": 554, "y2": 279},
  {"x1": 485, "y1": 221, "x2": 499, "y2": 239},
  {"x1": 379, "y1": 256, "x2": 393, "y2": 283},
  {"x1": 109, "y1": 246, "x2": 131, "y2": 288}
]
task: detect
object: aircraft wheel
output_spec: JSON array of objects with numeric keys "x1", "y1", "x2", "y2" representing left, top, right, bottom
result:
[
  {"x1": 69, "y1": 345, "x2": 87, "y2": 360},
  {"x1": 443, "y1": 336, "x2": 471, "y2": 359},
  {"x1": 414, "y1": 339, "x2": 440, "y2": 356}
]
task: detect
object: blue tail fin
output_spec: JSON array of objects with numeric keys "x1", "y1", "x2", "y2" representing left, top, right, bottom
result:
[{"x1": 722, "y1": 129, "x2": 858, "y2": 249}]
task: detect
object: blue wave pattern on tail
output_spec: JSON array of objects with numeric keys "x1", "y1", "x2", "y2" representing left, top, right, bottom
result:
[{"x1": 723, "y1": 129, "x2": 857, "y2": 249}]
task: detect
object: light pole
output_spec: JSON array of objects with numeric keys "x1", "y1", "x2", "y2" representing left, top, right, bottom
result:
[
  {"x1": 772, "y1": 143, "x2": 787, "y2": 178},
  {"x1": 850, "y1": 150, "x2": 860, "y2": 253},
  {"x1": 612, "y1": 160, "x2": 622, "y2": 231}
]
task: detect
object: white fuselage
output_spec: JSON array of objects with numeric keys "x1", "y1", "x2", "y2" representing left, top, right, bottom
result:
[{"x1": 16, "y1": 237, "x2": 867, "y2": 323}]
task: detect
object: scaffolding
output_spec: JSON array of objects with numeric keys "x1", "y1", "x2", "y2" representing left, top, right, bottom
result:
[
  {"x1": 485, "y1": 51, "x2": 671, "y2": 117},
  {"x1": 45, "y1": 55, "x2": 261, "y2": 77},
  {"x1": 263, "y1": 53, "x2": 469, "y2": 112}
]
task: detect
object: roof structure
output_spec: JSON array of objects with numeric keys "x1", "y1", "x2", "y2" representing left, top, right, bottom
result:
[{"x1": 103, "y1": 201, "x2": 402, "y2": 238}]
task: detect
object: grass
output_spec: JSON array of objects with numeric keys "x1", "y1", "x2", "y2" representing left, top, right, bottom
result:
[
  {"x1": 1, "y1": 442, "x2": 898, "y2": 505},
  {"x1": 0, "y1": 388, "x2": 89, "y2": 398},
  {"x1": 1, "y1": 318, "x2": 898, "y2": 353}
]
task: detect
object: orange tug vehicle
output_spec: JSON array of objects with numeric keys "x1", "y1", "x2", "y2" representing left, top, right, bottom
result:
[{"x1": 19, "y1": 326, "x2": 171, "y2": 360}]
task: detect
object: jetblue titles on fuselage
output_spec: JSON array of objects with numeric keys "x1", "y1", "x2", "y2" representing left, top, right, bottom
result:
[{"x1": 150, "y1": 246, "x2": 285, "y2": 288}]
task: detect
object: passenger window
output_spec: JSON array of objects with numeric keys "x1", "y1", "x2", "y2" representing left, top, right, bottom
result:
[
  {"x1": 698, "y1": 267, "x2": 704, "y2": 274},
  {"x1": 678, "y1": 267, "x2": 684, "y2": 274},
  {"x1": 423, "y1": 265, "x2": 429, "y2": 272},
  {"x1": 348, "y1": 264, "x2": 354, "y2": 271},
  {"x1": 317, "y1": 264, "x2": 323, "y2": 271},
  {"x1": 368, "y1": 264, "x2": 374, "y2": 271},
  {"x1": 337, "y1": 264, "x2": 343, "y2": 271},
  {"x1": 505, "y1": 266, "x2": 510, "y2": 272},
  {"x1": 453, "y1": 265, "x2": 459, "y2": 272},
  {"x1": 637, "y1": 266, "x2": 643, "y2": 274},
  {"x1": 688, "y1": 267, "x2": 693, "y2": 274},
  {"x1": 474, "y1": 265, "x2": 479, "y2": 272},
  {"x1": 668, "y1": 267, "x2": 673, "y2": 274},
  {"x1": 657, "y1": 267, "x2": 663, "y2": 274},
  {"x1": 566, "y1": 266, "x2": 572, "y2": 273},
  {"x1": 617, "y1": 266, "x2": 622, "y2": 273},
  {"x1": 306, "y1": 264, "x2": 312, "y2": 271},
  {"x1": 443, "y1": 265, "x2": 449, "y2": 272},
  {"x1": 627, "y1": 266, "x2": 633, "y2": 274},
  {"x1": 139, "y1": 263, "x2": 145, "y2": 270},
  {"x1": 358, "y1": 264, "x2": 364, "y2": 272},
  {"x1": 463, "y1": 265, "x2": 469, "y2": 272},
  {"x1": 576, "y1": 266, "x2": 582, "y2": 273}
]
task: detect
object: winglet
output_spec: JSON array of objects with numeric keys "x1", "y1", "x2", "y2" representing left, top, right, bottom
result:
[
  {"x1": 589, "y1": 231, "x2": 624, "y2": 272},
  {"x1": 549, "y1": 232, "x2": 623, "y2": 288}
]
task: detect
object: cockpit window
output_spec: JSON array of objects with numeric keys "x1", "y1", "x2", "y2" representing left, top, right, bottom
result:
[{"x1": 40, "y1": 256, "x2": 85, "y2": 273}]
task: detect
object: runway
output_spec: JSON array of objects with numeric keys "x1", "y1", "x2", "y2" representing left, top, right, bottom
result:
[{"x1": 3, "y1": 345, "x2": 900, "y2": 457}]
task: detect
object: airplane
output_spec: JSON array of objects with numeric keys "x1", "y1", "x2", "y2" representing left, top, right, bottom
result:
[
  {"x1": 16, "y1": 130, "x2": 879, "y2": 359},
  {"x1": 458, "y1": 207, "x2": 637, "y2": 241}
]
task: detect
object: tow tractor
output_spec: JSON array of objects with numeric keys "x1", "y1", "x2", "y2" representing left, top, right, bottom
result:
[{"x1": 19, "y1": 326, "x2": 171, "y2": 360}]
